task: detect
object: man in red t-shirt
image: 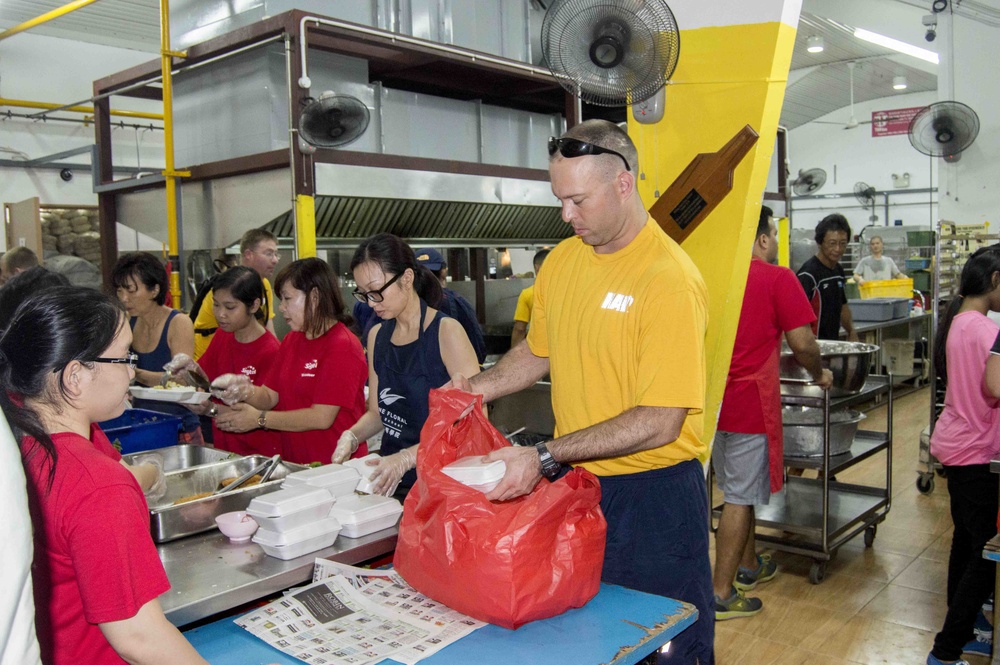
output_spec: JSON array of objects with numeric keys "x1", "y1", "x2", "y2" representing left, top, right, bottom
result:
[{"x1": 713, "y1": 206, "x2": 833, "y2": 620}]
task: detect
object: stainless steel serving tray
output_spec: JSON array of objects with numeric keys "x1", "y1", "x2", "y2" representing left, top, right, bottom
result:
[
  {"x1": 123, "y1": 444, "x2": 236, "y2": 473},
  {"x1": 146, "y1": 456, "x2": 305, "y2": 543}
]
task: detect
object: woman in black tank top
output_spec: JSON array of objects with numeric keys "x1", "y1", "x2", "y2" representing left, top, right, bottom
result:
[{"x1": 332, "y1": 234, "x2": 481, "y2": 497}]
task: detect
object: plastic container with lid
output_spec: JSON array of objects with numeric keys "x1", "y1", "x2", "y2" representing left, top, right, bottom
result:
[
  {"x1": 344, "y1": 454, "x2": 398, "y2": 496},
  {"x1": 252, "y1": 517, "x2": 342, "y2": 560},
  {"x1": 246, "y1": 485, "x2": 335, "y2": 532},
  {"x1": 440, "y1": 455, "x2": 507, "y2": 494},
  {"x1": 328, "y1": 494, "x2": 403, "y2": 538},
  {"x1": 281, "y1": 464, "x2": 361, "y2": 497}
]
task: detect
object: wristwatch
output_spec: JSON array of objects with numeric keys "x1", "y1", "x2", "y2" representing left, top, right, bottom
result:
[
  {"x1": 534, "y1": 442, "x2": 561, "y2": 479},
  {"x1": 207, "y1": 404, "x2": 219, "y2": 418},
  {"x1": 257, "y1": 410, "x2": 268, "y2": 430}
]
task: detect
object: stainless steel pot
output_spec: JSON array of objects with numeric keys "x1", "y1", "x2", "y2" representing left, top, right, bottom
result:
[
  {"x1": 780, "y1": 340, "x2": 879, "y2": 397},
  {"x1": 782, "y1": 406, "x2": 865, "y2": 457}
]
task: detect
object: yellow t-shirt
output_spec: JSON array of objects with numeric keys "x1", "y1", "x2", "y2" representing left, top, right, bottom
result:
[
  {"x1": 193, "y1": 277, "x2": 275, "y2": 360},
  {"x1": 513, "y1": 285, "x2": 534, "y2": 323},
  {"x1": 527, "y1": 216, "x2": 708, "y2": 476}
]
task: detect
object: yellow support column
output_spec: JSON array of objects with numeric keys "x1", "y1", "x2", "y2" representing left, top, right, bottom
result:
[
  {"x1": 159, "y1": 0, "x2": 189, "y2": 307},
  {"x1": 295, "y1": 194, "x2": 317, "y2": 259},
  {"x1": 632, "y1": 1, "x2": 800, "y2": 460}
]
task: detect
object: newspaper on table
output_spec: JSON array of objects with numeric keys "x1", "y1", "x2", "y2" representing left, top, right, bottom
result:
[
  {"x1": 312, "y1": 560, "x2": 485, "y2": 665},
  {"x1": 234, "y1": 561, "x2": 485, "y2": 665}
]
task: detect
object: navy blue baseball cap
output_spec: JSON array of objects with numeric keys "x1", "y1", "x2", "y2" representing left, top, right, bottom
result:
[{"x1": 414, "y1": 248, "x2": 446, "y2": 270}]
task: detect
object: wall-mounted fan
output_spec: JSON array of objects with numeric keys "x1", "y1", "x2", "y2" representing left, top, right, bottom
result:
[
  {"x1": 813, "y1": 62, "x2": 873, "y2": 130},
  {"x1": 854, "y1": 181, "x2": 878, "y2": 222},
  {"x1": 908, "y1": 101, "x2": 980, "y2": 163},
  {"x1": 541, "y1": 0, "x2": 680, "y2": 108},
  {"x1": 298, "y1": 91, "x2": 370, "y2": 149},
  {"x1": 792, "y1": 168, "x2": 827, "y2": 196}
]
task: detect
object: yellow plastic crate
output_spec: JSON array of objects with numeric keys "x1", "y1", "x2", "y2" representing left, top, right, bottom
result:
[{"x1": 859, "y1": 278, "x2": 914, "y2": 299}]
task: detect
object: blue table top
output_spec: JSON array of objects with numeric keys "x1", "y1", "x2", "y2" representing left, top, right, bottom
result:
[{"x1": 184, "y1": 583, "x2": 697, "y2": 665}]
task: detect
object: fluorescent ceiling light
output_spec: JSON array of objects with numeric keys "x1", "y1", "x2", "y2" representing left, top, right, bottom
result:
[
  {"x1": 854, "y1": 28, "x2": 939, "y2": 64},
  {"x1": 806, "y1": 35, "x2": 824, "y2": 53},
  {"x1": 893, "y1": 75, "x2": 908, "y2": 90}
]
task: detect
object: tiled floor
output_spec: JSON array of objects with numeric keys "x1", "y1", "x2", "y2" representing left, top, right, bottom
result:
[{"x1": 712, "y1": 385, "x2": 994, "y2": 665}]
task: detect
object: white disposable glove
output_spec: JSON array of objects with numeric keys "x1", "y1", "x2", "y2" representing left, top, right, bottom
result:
[
  {"x1": 332, "y1": 430, "x2": 360, "y2": 464},
  {"x1": 210, "y1": 373, "x2": 254, "y2": 406},
  {"x1": 132, "y1": 452, "x2": 167, "y2": 503},
  {"x1": 369, "y1": 447, "x2": 417, "y2": 496},
  {"x1": 162, "y1": 353, "x2": 210, "y2": 389}
]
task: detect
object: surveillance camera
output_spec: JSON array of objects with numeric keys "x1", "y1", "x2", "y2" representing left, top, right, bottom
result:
[
  {"x1": 922, "y1": 14, "x2": 937, "y2": 27},
  {"x1": 59, "y1": 168, "x2": 73, "y2": 182},
  {"x1": 925, "y1": 28, "x2": 937, "y2": 42}
]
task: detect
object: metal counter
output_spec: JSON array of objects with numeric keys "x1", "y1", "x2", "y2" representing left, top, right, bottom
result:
[
  {"x1": 159, "y1": 526, "x2": 398, "y2": 627},
  {"x1": 850, "y1": 312, "x2": 931, "y2": 335}
]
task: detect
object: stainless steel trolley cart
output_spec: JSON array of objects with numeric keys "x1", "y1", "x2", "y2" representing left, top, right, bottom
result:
[{"x1": 712, "y1": 376, "x2": 894, "y2": 584}]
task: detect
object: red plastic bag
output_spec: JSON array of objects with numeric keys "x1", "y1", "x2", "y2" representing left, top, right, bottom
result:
[{"x1": 394, "y1": 389, "x2": 606, "y2": 629}]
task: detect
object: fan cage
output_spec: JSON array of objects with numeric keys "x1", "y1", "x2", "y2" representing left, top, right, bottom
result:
[
  {"x1": 542, "y1": 0, "x2": 680, "y2": 107},
  {"x1": 908, "y1": 101, "x2": 980, "y2": 158},
  {"x1": 299, "y1": 95, "x2": 371, "y2": 149}
]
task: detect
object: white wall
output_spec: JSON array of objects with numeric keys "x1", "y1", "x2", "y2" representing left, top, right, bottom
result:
[
  {"x1": 786, "y1": 89, "x2": 940, "y2": 234},
  {"x1": 936, "y1": 10, "x2": 1000, "y2": 226},
  {"x1": 0, "y1": 32, "x2": 163, "y2": 250}
]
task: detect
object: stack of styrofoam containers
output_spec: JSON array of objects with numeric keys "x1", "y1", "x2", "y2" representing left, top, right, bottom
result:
[{"x1": 248, "y1": 466, "x2": 360, "y2": 560}]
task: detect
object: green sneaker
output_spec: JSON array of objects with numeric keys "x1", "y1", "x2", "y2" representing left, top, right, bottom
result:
[
  {"x1": 734, "y1": 554, "x2": 778, "y2": 592},
  {"x1": 715, "y1": 587, "x2": 763, "y2": 621}
]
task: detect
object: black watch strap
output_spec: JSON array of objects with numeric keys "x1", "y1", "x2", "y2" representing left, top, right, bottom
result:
[{"x1": 535, "y1": 442, "x2": 561, "y2": 479}]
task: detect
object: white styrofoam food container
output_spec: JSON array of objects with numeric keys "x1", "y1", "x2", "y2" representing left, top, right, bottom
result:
[
  {"x1": 246, "y1": 486, "x2": 335, "y2": 532},
  {"x1": 440, "y1": 455, "x2": 507, "y2": 493},
  {"x1": 328, "y1": 494, "x2": 403, "y2": 538},
  {"x1": 281, "y1": 464, "x2": 361, "y2": 497},
  {"x1": 344, "y1": 454, "x2": 398, "y2": 496},
  {"x1": 252, "y1": 517, "x2": 342, "y2": 560}
]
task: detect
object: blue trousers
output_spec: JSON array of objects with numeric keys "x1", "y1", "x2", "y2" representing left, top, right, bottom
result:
[{"x1": 598, "y1": 460, "x2": 714, "y2": 665}]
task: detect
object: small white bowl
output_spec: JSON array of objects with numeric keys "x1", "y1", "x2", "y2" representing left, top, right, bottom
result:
[{"x1": 215, "y1": 511, "x2": 259, "y2": 543}]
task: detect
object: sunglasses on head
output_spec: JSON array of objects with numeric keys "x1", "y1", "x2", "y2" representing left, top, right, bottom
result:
[{"x1": 547, "y1": 137, "x2": 631, "y2": 172}]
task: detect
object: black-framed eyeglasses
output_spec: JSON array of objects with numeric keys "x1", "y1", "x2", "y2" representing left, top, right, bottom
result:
[
  {"x1": 547, "y1": 137, "x2": 631, "y2": 172},
  {"x1": 92, "y1": 353, "x2": 139, "y2": 370},
  {"x1": 352, "y1": 273, "x2": 402, "y2": 304}
]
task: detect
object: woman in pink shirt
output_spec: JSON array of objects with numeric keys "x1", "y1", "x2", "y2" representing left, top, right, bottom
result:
[{"x1": 927, "y1": 247, "x2": 1000, "y2": 665}]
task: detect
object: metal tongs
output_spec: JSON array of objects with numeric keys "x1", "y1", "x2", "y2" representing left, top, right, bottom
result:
[{"x1": 213, "y1": 454, "x2": 281, "y2": 495}]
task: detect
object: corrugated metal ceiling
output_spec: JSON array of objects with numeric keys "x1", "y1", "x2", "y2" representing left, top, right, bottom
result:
[
  {"x1": 0, "y1": 0, "x2": 159, "y2": 52},
  {"x1": 781, "y1": 13, "x2": 938, "y2": 129}
]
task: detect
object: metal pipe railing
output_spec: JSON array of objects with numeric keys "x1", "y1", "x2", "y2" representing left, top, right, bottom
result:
[
  {"x1": 0, "y1": 97, "x2": 163, "y2": 122},
  {"x1": 0, "y1": 0, "x2": 101, "y2": 41}
]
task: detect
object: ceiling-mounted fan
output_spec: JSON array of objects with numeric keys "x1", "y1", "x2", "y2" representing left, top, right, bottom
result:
[
  {"x1": 791, "y1": 168, "x2": 827, "y2": 196},
  {"x1": 814, "y1": 62, "x2": 874, "y2": 130}
]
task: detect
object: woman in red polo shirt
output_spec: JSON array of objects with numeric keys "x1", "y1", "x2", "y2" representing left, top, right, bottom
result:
[
  {"x1": 167, "y1": 267, "x2": 281, "y2": 456},
  {"x1": 0, "y1": 287, "x2": 206, "y2": 665},
  {"x1": 214, "y1": 258, "x2": 368, "y2": 465}
]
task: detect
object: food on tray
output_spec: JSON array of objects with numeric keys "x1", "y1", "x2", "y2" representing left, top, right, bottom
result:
[
  {"x1": 220, "y1": 474, "x2": 263, "y2": 488},
  {"x1": 173, "y1": 492, "x2": 213, "y2": 505},
  {"x1": 153, "y1": 381, "x2": 187, "y2": 390}
]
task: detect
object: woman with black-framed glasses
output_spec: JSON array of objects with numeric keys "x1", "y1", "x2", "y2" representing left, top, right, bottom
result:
[
  {"x1": 0, "y1": 287, "x2": 208, "y2": 665},
  {"x1": 329, "y1": 233, "x2": 480, "y2": 498}
]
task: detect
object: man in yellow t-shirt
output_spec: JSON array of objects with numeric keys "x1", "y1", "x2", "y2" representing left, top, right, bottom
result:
[
  {"x1": 510, "y1": 249, "x2": 550, "y2": 348},
  {"x1": 193, "y1": 229, "x2": 278, "y2": 359},
  {"x1": 454, "y1": 120, "x2": 712, "y2": 664}
]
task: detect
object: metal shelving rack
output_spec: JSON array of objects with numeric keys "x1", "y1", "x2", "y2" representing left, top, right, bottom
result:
[{"x1": 713, "y1": 376, "x2": 893, "y2": 584}]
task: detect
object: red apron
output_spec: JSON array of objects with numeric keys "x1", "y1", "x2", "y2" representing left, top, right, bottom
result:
[{"x1": 724, "y1": 346, "x2": 785, "y2": 493}]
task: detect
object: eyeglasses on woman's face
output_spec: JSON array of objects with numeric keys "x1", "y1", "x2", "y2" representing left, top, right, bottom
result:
[
  {"x1": 92, "y1": 352, "x2": 139, "y2": 370},
  {"x1": 352, "y1": 272, "x2": 402, "y2": 304},
  {"x1": 547, "y1": 137, "x2": 631, "y2": 172}
]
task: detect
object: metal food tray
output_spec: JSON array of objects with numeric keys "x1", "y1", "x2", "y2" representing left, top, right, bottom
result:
[
  {"x1": 147, "y1": 456, "x2": 306, "y2": 543},
  {"x1": 123, "y1": 444, "x2": 236, "y2": 473}
]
